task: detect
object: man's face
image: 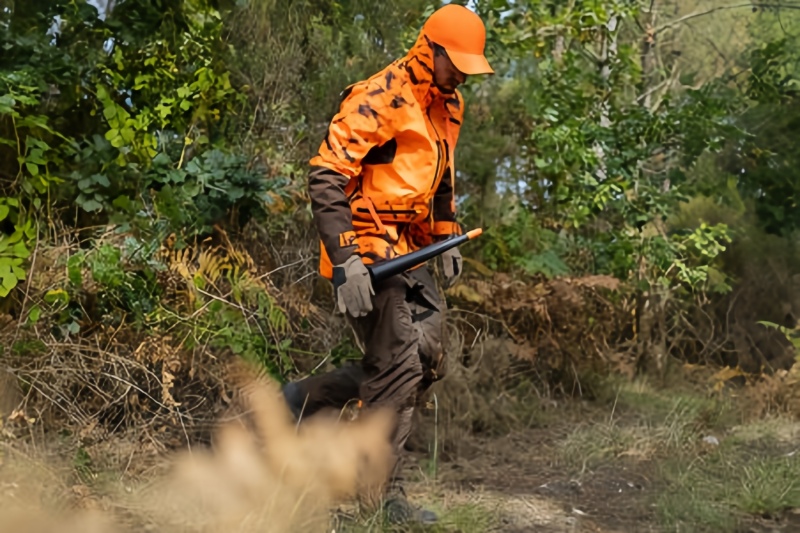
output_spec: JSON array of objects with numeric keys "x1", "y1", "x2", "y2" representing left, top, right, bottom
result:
[{"x1": 433, "y1": 45, "x2": 467, "y2": 94}]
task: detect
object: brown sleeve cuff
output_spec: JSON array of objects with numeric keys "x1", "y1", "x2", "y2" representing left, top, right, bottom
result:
[
  {"x1": 433, "y1": 167, "x2": 458, "y2": 231},
  {"x1": 307, "y1": 165, "x2": 357, "y2": 265},
  {"x1": 432, "y1": 221, "x2": 463, "y2": 236}
]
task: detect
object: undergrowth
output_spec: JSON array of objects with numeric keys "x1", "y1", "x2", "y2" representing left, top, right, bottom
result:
[
  {"x1": 656, "y1": 432, "x2": 800, "y2": 532},
  {"x1": 552, "y1": 372, "x2": 800, "y2": 531},
  {"x1": 559, "y1": 374, "x2": 738, "y2": 472},
  {"x1": 335, "y1": 502, "x2": 497, "y2": 533}
]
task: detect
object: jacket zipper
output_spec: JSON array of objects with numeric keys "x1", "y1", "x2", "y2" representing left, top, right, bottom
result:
[
  {"x1": 427, "y1": 106, "x2": 443, "y2": 192},
  {"x1": 356, "y1": 207, "x2": 417, "y2": 215}
]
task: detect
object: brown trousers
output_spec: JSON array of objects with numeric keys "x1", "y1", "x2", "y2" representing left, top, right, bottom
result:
[{"x1": 291, "y1": 265, "x2": 446, "y2": 488}]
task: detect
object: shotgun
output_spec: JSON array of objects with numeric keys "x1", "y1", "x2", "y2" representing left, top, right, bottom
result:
[{"x1": 366, "y1": 228, "x2": 483, "y2": 283}]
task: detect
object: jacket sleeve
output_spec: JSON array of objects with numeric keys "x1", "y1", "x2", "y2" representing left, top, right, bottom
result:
[
  {"x1": 431, "y1": 90, "x2": 465, "y2": 238},
  {"x1": 307, "y1": 83, "x2": 393, "y2": 265},
  {"x1": 307, "y1": 165, "x2": 357, "y2": 266},
  {"x1": 431, "y1": 167, "x2": 462, "y2": 237}
]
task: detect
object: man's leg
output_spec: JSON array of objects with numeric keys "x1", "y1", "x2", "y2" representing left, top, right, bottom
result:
[
  {"x1": 348, "y1": 272, "x2": 423, "y2": 425},
  {"x1": 282, "y1": 272, "x2": 420, "y2": 421},
  {"x1": 283, "y1": 266, "x2": 443, "y2": 524},
  {"x1": 408, "y1": 265, "x2": 448, "y2": 396},
  {"x1": 391, "y1": 265, "x2": 447, "y2": 452},
  {"x1": 282, "y1": 362, "x2": 364, "y2": 420},
  {"x1": 340, "y1": 269, "x2": 446, "y2": 524},
  {"x1": 373, "y1": 266, "x2": 446, "y2": 524}
]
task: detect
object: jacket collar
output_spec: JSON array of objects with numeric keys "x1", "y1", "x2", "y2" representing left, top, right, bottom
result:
[{"x1": 395, "y1": 30, "x2": 444, "y2": 109}]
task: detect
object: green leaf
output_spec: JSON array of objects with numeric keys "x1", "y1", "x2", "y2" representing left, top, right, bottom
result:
[
  {"x1": 6, "y1": 230, "x2": 22, "y2": 244},
  {"x1": 0, "y1": 205, "x2": 9, "y2": 221},
  {"x1": 12, "y1": 242, "x2": 30, "y2": 259},
  {"x1": 68, "y1": 254, "x2": 84, "y2": 287},
  {"x1": 111, "y1": 195, "x2": 134, "y2": 212},
  {"x1": 93, "y1": 174, "x2": 111, "y2": 187},
  {"x1": 0, "y1": 94, "x2": 16, "y2": 114},
  {"x1": 25, "y1": 163, "x2": 38, "y2": 176},
  {"x1": 153, "y1": 152, "x2": 172, "y2": 167},
  {"x1": 27, "y1": 138, "x2": 50, "y2": 151},
  {"x1": 166, "y1": 170, "x2": 186, "y2": 184},
  {"x1": 26, "y1": 148, "x2": 46, "y2": 165},
  {"x1": 133, "y1": 74, "x2": 152, "y2": 89},
  {"x1": 2, "y1": 272, "x2": 18, "y2": 292},
  {"x1": 23, "y1": 223, "x2": 36, "y2": 240},
  {"x1": 28, "y1": 305, "x2": 41, "y2": 323},
  {"x1": 110, "y1": 134, "x2": 125, "y2": 148},
  {"x1": 18, "y1": 115, "x2": 53, "y2": 133},
  {"x1": 185, "y1": 159, "x2": 202, "y2": 174},
  {"x1": 11, "y1": 265, "x2": 25, "y2": 279},
  {"x1": 44, "y1": 288, "x2": 69, "y2": 306},
  {"x1": 80, "y1": 199, "x2": 103, "y2": 212},
  {"x1": 183, "y1": 180, "x2": 202, "y2": 197},
  {"x1": 103, "y1": 105, "x2": 117, "y2": 121}
]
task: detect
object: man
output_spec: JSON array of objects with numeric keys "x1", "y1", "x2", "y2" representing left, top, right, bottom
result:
[{"x1": 282, "y1": 4, "x2": 493, "y2": 525}]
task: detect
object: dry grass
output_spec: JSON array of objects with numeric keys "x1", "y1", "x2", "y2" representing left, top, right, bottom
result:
[
  {"x1": 547, "y1": 373, "x2": 800, "y2": 532},
  {"x1": 558, "y1": 375, "x2": 735, "y2": 473},
  {"x1": 655, "y1": 427, "x2": 800, "y2": 532},
  {"x1": 0, "y1": 367, "x2": 398, "y2": 533}
]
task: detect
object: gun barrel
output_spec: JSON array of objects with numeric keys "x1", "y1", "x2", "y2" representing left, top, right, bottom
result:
[{"x1": 367, "y1": 228, "x2": 482, "y2": 282}]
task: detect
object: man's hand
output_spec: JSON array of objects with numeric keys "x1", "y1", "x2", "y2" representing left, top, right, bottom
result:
[
  {"x1": 332, "y1": 255, "x2": 374, "y2": 317},
  {"x1": 440, "y1": 247, "x2": 462, "y2": 288}
]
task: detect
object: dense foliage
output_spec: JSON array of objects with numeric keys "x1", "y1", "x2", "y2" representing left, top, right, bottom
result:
[{"x1": 1, "y1": 0, "x2": 799, "y2": 382}]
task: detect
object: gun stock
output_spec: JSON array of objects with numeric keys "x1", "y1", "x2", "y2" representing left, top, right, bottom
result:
[{"x1": 366, "y1": 228, "x2": 482, "y2": 283}]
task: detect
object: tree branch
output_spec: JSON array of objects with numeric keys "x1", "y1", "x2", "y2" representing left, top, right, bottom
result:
[{"x1": 656, "y1": 2, "x2": 800, "y2": 33}]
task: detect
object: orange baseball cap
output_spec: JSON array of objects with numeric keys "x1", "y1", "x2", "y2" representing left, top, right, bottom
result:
[{"x1": 423, "y1": 4, "x2": 494, "y2": 76}]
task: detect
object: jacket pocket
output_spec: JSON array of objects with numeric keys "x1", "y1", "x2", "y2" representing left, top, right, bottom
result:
[{"x1": 351, "y1": 196, "x2": 424, "y2": 225}]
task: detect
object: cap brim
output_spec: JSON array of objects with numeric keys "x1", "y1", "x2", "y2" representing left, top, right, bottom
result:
[{"x1": 447, "y1": 49, "x2": 494, "y2": 75}]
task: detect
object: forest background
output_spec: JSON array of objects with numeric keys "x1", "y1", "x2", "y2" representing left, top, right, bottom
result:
[{"x1": 2, "y1": 1, "x2": 800, "y2": 532}]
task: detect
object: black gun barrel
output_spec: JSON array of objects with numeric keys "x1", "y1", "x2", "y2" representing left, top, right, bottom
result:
[{"x1": 367, "y1": 228, "x2": 483, "y2": 282}]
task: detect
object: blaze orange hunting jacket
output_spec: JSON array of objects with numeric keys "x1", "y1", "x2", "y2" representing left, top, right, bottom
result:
[{"x1": 308, "y1": 29, "x2": 464, "y2": 280}]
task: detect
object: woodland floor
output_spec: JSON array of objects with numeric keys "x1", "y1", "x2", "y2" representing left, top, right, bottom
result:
[
  {"x1": 2, "y1": 368, "x2": 800, "y2": 533},
  {"x1": 333, "y1": 370, "x2": 800, "y2": 533}
]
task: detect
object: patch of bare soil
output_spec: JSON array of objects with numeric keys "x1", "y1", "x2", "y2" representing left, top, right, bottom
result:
[
  {"x1": 414, "y1": 425, "x2": 661, "y2": 533},
  {"x1": 403, "y1": 399, "x2": 800, "y2": 533}
]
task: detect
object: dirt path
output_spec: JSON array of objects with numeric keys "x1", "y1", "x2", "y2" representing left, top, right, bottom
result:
[
  {"x1": 397, "y1": 383, "x2": 800, "y2": 533},
  {"x1": 403, "y1": 428, "x2": 660, "y2": 533},
  {"x1": 4, "y1": 373, "x2": 800, "y2": 533}
]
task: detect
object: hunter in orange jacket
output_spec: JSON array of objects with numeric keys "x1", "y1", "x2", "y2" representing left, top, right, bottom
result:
[
  {"x1": 284, "y1": 5, "x2": 493, "y2": 526},
  {"x1": 308, "y1": 6, "x2": 492, "y2": 279}
]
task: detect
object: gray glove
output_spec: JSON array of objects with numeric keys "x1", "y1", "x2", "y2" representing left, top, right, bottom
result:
[
  {"x1": 441, "y1": 247, "x2": 462, "y2": 288},
  {"x1": 332, "y1": 254, "x2": 374, "y2": 317}
]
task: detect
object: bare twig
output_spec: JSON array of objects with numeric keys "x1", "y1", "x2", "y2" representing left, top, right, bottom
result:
[{"x1": 656, "y1": 3, "x2": 800, "y2": 33}]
